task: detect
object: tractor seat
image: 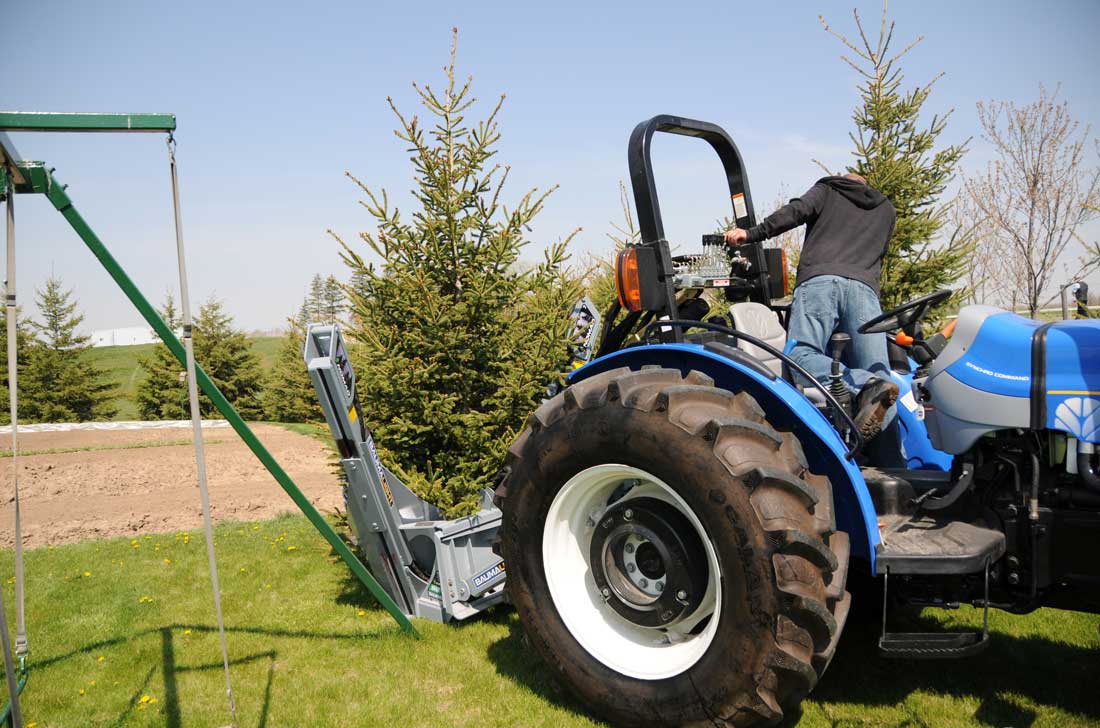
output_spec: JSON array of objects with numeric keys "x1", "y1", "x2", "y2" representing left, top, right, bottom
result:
[
  {"x1": 728, "y1": 302, "x2": 827, "y2": 407},
  {"x1": 728, "y1": 302, "x2": 786, "y2": 377}
]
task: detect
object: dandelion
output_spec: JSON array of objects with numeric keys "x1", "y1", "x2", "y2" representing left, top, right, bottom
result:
[
  {"x1": 264, "y1": 584, "x2": 272, "y2": 589},
  {"x1": 184, "y1": 629, "x2": 192, "y2": 635},
  {"x1": 139, "y1": 596, "x2": 155, "y2": 604},
  {"x1": 139, "y1": 695, "x2": 152, "y2": 704},
  {"x1": 239, "y1": 567, "x2": 246, "y2": 573},
  {"x1": 83, "y1": 571, "x2": 91, "y2": 578},
  {"x1": 164, "y1": 559, "x2": 172, "y2": 565},
  {"x1": 79, "y1": 688, "x2": 85, "y2": 696},
  {"x1": 287, "y1": 545, "x2": 298, "y2": 552},
  {"x1": 89, "y1": 680, "x2": 96, "y2": 686},
  {"x1": 97, "y1": 655, "x2": 104, "y2": 663},
  {"x1": 358, "y1": 609, "x2": 366, "y2": 617}
]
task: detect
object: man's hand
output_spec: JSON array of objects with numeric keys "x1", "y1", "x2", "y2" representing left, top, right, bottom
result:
[{"x1": 724, "y1": 228, "x2": 748, "y2": 246}]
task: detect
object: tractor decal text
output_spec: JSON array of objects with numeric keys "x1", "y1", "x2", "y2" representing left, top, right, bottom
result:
[{"x1": 472, "y1": 561, "x2": 506, "y2": 588}]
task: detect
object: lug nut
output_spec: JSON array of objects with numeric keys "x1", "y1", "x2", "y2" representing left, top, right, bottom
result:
[
  {"x1": 1008, "y1": 572, "x2": 1020, "y2": 585},
  {"x1": 639, "y1": 578, "x2": 648, "y2": 588},
  {"x1": 623, "y1": 508, "x2": 634, "y2": 520},
  {"x1": 627, "y1": 563, "x2": 636, "y2": 573},
  {"x1": 661, "y1": 610, "x2": 674, "y2": 621},
  {"x1": 625, "y1": 543, "x2": 635, "y2": 554},
  {"x1": 676, "y1": 590, "x2": 688, "y2": 601},
  {"x1": 600, "y1": 587, "x2": 610, "y2": 598},
  {"x1": 656, "y1": 581, "x2": 664, "y2": 592}
]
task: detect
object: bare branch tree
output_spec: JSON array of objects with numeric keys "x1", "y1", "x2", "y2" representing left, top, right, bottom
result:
[
  {"x1": 952, "y1": 194, "x2": 1000, "y2": 306},
  {"x1": 963, "y1": 85, "x2": 1100, "y2": 318}
]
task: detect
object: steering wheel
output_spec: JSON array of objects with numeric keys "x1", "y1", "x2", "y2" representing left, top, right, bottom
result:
[{"x1": 858, "y1": 289, "x2": 953, "y2": 336}]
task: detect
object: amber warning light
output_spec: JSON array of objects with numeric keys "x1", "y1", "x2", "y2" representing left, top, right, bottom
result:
[{"x1": 615, "y1": 247, "x2": 643, "y2": 312}]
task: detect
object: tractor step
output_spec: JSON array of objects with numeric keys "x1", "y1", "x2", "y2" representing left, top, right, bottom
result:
[
  {"x1": 875, "y1": 514, "x2": 1005, "y2": 575},
  {"x1": 879, "y1": 560, "x2": 992, "y2": 659},
  {"x1": 878, "y1": 630, "x2": 990, "y2": 659}
]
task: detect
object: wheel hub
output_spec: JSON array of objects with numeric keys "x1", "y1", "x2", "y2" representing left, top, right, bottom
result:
[{"x1": 589, "y1": 496, "x2": 708, "y2": 627}]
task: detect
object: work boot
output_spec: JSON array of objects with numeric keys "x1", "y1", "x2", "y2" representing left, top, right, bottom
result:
[{"x1": 853, "y1": 378, "x2": 899, "y2": 442}]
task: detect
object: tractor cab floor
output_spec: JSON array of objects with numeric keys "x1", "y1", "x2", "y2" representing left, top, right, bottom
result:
[{"x1": 875, "y1": 513, "x2": 1005, "y2": 575}]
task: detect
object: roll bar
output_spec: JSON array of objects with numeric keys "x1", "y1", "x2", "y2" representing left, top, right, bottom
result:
[{"x1": 627, "y1": 115, "x2": 758, "y2": 244}]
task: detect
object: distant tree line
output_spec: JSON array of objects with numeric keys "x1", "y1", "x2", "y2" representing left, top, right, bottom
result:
[
  {"x1": 0, "y1": 272, "x2": 348, "y2": 426},
  {"x1": 137, "y1": 272, "x2": 347, "y2": 423}
]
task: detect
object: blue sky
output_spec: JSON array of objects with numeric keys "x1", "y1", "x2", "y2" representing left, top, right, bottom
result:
[{"x1": 4, "y1": 0, "x2": 1099, "y2": 331}]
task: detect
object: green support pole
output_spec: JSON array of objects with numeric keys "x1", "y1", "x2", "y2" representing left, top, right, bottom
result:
[
  {"x1": 0, "y1": 660, "x2": 27, "y2": 727},
  {"x1": 14, "y1": 162, "x2": 418, "y2": 636}
]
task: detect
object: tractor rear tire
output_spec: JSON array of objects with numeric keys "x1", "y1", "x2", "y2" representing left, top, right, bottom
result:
[{"x1": 496, "y1": 367, "x2": 850, "y2": 727}]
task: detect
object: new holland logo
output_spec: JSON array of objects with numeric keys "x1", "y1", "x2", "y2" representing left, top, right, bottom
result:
[
  {"x1": 472, "y1": 561, "x2": 505, "y2": 589},
  {"x1": 1053, "y1": 396, "x2": 1100, "y2": 441}
]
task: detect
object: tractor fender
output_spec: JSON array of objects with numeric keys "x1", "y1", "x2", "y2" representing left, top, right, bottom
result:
[{"x1": 570, "y1": 343, "x2": 881, "y2": 570}]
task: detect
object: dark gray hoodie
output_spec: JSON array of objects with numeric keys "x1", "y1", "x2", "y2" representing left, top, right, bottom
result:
[{"x1": 745, "y1": 176, "x2": 895, "y2": 295}]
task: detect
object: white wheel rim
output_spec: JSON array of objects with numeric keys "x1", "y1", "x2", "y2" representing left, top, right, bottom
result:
[{"x1": 542, "y1": 464, "x2": 722, "y2": 680}]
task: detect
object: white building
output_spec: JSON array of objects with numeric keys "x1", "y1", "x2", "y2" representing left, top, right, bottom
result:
[{"x1": 89, "y1": 326, "x2": 159, "y2": 348}]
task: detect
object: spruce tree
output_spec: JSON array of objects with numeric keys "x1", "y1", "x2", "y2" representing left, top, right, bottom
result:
[
  {"x1": 330, "y1": 30, "x2": 580, "y2": 515},
  {"x1": 20, "y1": 276, "x2": 116, "y2": 423},
  {"x1": 137, "y1": 296, "x2": 264, "y2": 420},
  {"x1": 295, "y1": 300, "x2": 310, "y2": 330},
  {"x1": 320, "y1": 275, "x2": 346, "y2": 324},
  {"x1": 262, "y1": 315, "x2": 323, "y2": 423},
  {"x1": 821, "y1": 4, "x2": 973, "y2": 308},
  {"x1": 306, "y1": 274, "x2": 326, "y2": 324},
  {"x1": 0, "y1": 305, "x2": 34, "y2": 426}
]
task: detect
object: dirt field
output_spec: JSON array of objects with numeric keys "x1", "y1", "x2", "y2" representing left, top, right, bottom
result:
[{"x1": 0, "y1": 424, "x2": 342, "y2": 547}]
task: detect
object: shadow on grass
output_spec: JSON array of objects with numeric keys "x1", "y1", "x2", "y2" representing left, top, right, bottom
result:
[
  {"x1": 36, "y1": 621, "x2": 399, "y2": 728},
  {"x1": 481, "y1": 600, "x2": 1098, "y2": 728},
  {"x1": 812, "y1": 610, "x2": 1100, "y2": 727},
  {"x1": 481, "y1": 609, "x2": 598, "y2": 719},
  {"x1": 332, "y1": 550, "x2": 593, "y2": 719}
]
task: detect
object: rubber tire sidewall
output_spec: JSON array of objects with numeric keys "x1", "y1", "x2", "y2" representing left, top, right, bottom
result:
[{"x1": 503, "y1": 396, "x2": 781, "y2": 726}]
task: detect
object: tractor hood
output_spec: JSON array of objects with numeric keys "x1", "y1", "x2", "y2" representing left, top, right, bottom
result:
[{"x1": 922, "y1": 306, "x2": 1100, "y2": 452}]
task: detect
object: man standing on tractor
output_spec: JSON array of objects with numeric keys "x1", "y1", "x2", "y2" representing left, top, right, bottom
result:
[{"x1": 725, "y1": 172, "x2": 899, "y2": 440}]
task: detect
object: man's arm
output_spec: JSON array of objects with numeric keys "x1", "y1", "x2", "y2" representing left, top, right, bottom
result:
[{"x1": 725, "y1": 183, "x2": 827, "y2": 245}]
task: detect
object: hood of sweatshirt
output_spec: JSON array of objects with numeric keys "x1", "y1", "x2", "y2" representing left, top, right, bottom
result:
[{"x1": 817, "y1": 175, "x2": 888, "y2": 210}]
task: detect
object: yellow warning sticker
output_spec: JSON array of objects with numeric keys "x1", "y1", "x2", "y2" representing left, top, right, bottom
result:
[
  {"x1": 348, "y1": 405, "x2": 359, "y2": 424},
  {"x1": 380, "y1": 473, "x2": 394, "y2": 506}
]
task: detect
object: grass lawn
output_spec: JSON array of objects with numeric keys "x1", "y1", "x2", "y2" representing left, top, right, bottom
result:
[
  {"x1": 1, "y1": 515, "x2": 1097, "y2": 728},
  {"x1": 87, "y1": 337, "x2": 281, "y2": 421}
]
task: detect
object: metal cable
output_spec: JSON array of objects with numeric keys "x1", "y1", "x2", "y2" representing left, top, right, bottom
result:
[
  {"x1": 167, "y1": 135, "x2": 238, "y2": 726},
  {"x1": 3, "y1": 174, "x2": 24, "y2": 727}
]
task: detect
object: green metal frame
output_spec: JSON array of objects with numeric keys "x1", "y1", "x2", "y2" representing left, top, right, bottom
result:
[
  {"x1": 0, "y1": 116, "x2": 419, "y2": 651},
  {"x1": 0, "y1": 112, "x2": 176, "y2": 133},
  {"x1": 0, "y1": 657, "x2": 26, "y2": 728}
]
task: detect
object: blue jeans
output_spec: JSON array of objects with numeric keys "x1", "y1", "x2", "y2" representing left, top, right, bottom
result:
[{"x1": 786, "y1": 275, "x2": 891, "y2": 397}]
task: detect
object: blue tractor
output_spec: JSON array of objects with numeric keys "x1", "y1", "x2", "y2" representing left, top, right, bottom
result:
[{"x1": 494, "y1": 116, "x2": 1100, "y2": 726}]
